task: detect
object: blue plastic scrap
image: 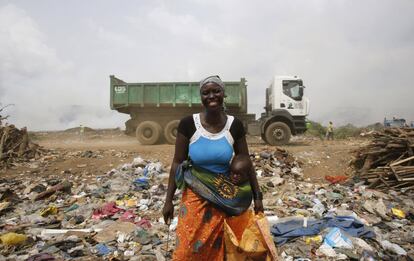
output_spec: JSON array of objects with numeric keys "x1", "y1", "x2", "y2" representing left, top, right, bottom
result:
[
  {"x1": 133, "y1": 177, "x2": 150, "y2": 190},
  {"x1": 270, "y1": 216, "x2": 375, "y2": 245},
  {"x1": 143, "y1": 166, "x2": 149, "y2": 177},
  {"x1": 134, "y1": 177, "x2": 149, "y2": 184},
  {"x1": 323, "y1": 227, "x2": 353, "y2": 248},
  {"x1": 95, "y1": 243, "x2": 112, "y2": 256}
]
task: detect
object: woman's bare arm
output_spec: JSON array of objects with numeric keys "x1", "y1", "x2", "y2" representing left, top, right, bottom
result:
[
  {"x1": 163, "y1": 133, "x2": 189, "y2": 223},
  {"x1": 233, "y1": 136, "x2": 264, "y2": 213}
]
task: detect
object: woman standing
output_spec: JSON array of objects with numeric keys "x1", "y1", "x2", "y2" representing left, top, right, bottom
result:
[{"x1": 162, "y1": 75, "x2": 263, "y2": 260}]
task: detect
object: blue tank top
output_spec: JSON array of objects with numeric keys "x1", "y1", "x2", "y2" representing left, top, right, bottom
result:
[{"x1": 188, "y1": 113, "x2": 235, "y2": 174}]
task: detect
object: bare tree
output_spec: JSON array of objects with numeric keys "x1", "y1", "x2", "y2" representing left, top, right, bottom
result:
[{"x1": 0, "y1": 104, "x2": 14, "y2": 126}]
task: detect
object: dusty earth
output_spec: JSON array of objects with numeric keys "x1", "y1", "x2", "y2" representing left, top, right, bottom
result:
[{"x1": 1, "y1": 128, "x2": 366, "y2": 183}]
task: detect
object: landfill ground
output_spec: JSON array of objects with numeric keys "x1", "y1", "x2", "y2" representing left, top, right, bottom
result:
[
  {"x1": 3, "y1": 129, "x2": 359, "y2": 182},
  {"x1": 1, "y1": 128, "x2": 413, "y2": 260}
]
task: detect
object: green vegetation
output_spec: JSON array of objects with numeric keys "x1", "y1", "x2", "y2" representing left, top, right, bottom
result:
[
  {"x1": 334, "y1": 124, "x2": 361, "y2": 139},
  {"x1": 305, "y1": 121, "x2": 384, "y2": 139},
  {"x1": 305, "y1": 120, "x2": 326, "y2": 139}
]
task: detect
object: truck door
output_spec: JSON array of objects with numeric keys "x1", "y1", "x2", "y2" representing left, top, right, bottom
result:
[{"x1": 281, "y1": 80, "x2": 307, "y2": 116}]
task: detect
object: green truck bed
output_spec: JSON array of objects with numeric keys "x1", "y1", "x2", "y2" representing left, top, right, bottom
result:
[
  {"x1": 110, "y1": 75, "x2": 255, "y2": 144},
  {"x1": 110, "y1": 75, "x2": 247, "y2": 113}
]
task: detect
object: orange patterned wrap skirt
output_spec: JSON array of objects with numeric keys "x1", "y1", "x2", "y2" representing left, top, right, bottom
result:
[{"x1": 173, "y1": 188, "x2": 251, "y2": 261}]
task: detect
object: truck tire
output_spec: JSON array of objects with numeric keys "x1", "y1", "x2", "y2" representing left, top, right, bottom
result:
[
  {"x1": 164, "y1": 120, "x2": 180, "y2": 145},
  {"x1": 265, "y1": 122, "x2": 291, "y2": 146},
  {"x1": 261, "y1": 133, "x2": 268, "y2": 144},
  {"x1": 136, "y1": 121, "x2": 162, "y2": 145}
]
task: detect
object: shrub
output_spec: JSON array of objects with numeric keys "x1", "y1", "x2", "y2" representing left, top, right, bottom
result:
[
  {"x1": 334, "y1": 124, "x2": 361, "y2": 139},
  {"x1": 305, "y1": 120, "x2": 326, "y2": 139}
]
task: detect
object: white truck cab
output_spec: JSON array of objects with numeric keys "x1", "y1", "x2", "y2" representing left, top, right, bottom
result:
[
  {"x1": 258, "y1": 75, "x2": 310, "y2": 145},
  {"x1": 269, "y1": 75, "x2": 309, "y2": 116}
]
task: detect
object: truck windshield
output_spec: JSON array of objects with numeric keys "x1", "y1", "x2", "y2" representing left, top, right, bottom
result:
[{"x1": 283, "y1": 80, "x2": 303, "y2": 101}]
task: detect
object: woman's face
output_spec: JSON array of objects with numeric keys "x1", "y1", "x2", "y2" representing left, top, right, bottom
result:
[{"x1": 200, "y1": 83, "x2": 224, "y2": 110}]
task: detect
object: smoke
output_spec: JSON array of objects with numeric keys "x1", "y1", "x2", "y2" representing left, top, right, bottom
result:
[{"x1": 1, "y1": 1, "x2": 413, "y2": 130}]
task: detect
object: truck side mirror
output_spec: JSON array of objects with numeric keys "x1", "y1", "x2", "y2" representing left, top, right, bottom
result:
[{"x1": 299, "y1": 87, "x2": 304, "y2": 97}]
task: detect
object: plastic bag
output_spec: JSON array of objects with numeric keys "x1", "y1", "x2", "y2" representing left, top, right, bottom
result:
[
  {"x1": 305, "y1": 235, "x2": 323, "y2": 245},
  {"x1": 40, "y1": 205, "x2": 58, "y2": 217},
  {"x1": 325, "y1": 175, "x2": 348, "y2": 184},
  {"x1": 391, "y1": 208, "x2": 406, "y2": 219},
  {"x1": 0, "y1": 232, "x2": 27, "y2": 246},
  {"x1": 323, "y1": 227, "x2": 353, "y2": 249},
  {"x1": 224, "y1": 211, "x2": 279, "y2": 261}
]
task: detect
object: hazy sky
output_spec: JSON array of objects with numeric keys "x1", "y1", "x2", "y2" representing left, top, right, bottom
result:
[{"x1": 1, "y1": 0, "x2": 413, "y2": 130}]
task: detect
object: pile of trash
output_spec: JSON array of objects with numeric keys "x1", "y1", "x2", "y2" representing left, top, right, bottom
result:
[
  {"x1": 251, "y1": 148, "x2": 303, "y2": 180},
  {"x1": 0, "y1": 156, "x2": 174, "y2": 260},
  {"x1": 2, "y1": 144, "x2": 413, "y2": 260},
  {"x1": 352, "y1": 127, "x2": 414, "y2": 192},
  {"x1": 259, "y1": 173, "x2": 414, "y2": 260},
  {"x1": 0, "y1": 125, "x2": 46, "y2": 169}
]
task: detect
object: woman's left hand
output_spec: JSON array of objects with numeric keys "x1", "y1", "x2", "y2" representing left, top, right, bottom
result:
[{"x1": 254, "y1": 199, "x2": 264, "y2": 214}]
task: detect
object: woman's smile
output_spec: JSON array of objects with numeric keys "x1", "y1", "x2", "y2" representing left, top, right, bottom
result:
[{"x1": 207, "y1": 100, "x2": 219, "y2": 107}]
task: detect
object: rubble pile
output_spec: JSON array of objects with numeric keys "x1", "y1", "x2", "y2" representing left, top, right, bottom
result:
[
  {"x1": 0, "y1": 125, "x2": 46, "y2": 169},
  {"x1": 2, "y1": 145, "x2": 414, "y2": 260},
  {"x1": 352, "y1": 128, "x2": 414, "y2": 192},
  {"x1": 259, "y1": 173, "x2": 414, "y2": 260},
  {"x1": 251, "y1": 148, "x2": 303, "y2": 179},
  {"x1": 0, "y1": 156, "x2": 173, "y2": 260}
]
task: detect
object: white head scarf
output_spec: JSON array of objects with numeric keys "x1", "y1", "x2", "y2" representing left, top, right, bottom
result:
[{"x1": 199, "y1": 75, "x2": 225, "y2": 90}]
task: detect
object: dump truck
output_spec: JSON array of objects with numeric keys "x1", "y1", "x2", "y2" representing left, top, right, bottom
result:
[{"x1": 110, "y1": 75, "x2": 309, "y2": 145}]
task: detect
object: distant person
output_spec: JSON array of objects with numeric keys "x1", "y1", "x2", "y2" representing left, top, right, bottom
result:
[
  {"x1": 79, "y1": 124, "x2": 85, "y2": 141},
  {"x1": 326, "y1": 121, "x2": 334, "y2": 140}
]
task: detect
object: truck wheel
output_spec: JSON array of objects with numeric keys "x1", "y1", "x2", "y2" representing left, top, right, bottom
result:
[
  {"x1": 136, "y1": 121, "x2": 162, "y2": 145},
  {"x1": 265, "y1": 122, "x2": 291, "y2": 146},
  {"x1": 164, "y1": 120, "x2": 180, "y2": 144},
  {"x1": 261, "y1": 133, "x2": 268, "y2": 144}
]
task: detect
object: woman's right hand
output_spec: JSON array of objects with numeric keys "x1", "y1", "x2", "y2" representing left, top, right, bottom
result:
[{"x1": 162, "y1": 200, "x2": 174, "y2": 225}]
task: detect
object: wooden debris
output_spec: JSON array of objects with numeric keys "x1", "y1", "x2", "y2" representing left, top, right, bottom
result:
[
  {"x1": 0, "y1": 125, "x2": 46, "y2": 169},
  {"x1": 352, "y1": 128, "x2": 414, "y2": 192}
]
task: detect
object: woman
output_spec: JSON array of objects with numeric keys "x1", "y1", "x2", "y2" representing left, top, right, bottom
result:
[{"x1": 162, "y1": 75, "x2": 263, "y2": 260}]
